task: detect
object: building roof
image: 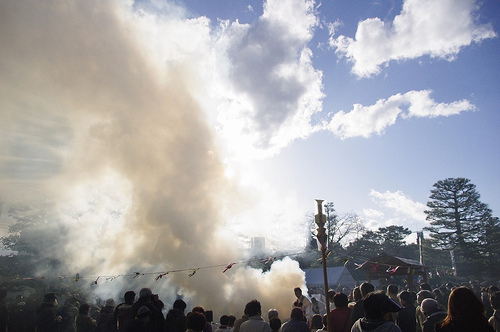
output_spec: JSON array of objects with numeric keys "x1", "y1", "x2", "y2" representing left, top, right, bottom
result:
[{"x1": 303, "y1": 266, "x2": 356, "y2": 288}]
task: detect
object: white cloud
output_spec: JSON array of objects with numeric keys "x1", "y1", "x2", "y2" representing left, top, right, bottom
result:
[
  {"x1": 326, "y1": 90, "x2": 475, "y2": 139},
  {"x1": 362, "y1": 208, "x2": 385, "y2": 219},
  {"x1": 211, "y1": 0, "x2": 325, "y2": 159},
  {"x1": 369, "y1": 189, "x2": 427, "y2": 222},
  {"x1": 330, "y1": 0, "x2": 497, "y2": 77}
]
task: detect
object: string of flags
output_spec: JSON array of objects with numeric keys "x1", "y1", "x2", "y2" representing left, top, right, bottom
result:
[{"x1": 11, "y1": 250, "x2": 446, "y2": 284}]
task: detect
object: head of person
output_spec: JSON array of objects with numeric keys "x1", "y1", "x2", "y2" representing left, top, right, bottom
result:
[
  {"x1": 290, "y1": 307, "x2": 304, "y2": 321},
  {"x1": 360, "y1": 282, "x2": 375, "y2": 298},
  {"x1": 270, "y1": 317, "x2": 281, "y2": 331},
  {"x1": 421, "y1": 298, "x2": 440, "y2": 316},
  {"x1": 294, "y1": 287, "x2": 303, "y2": 299},
  {"x1": 205, "y1": 310, "x2": 213, "y2": 323},
  {"x1": 79, "y1": 303, "x2": 90, "y2": 315},
  {"x1": 244, "y1": 299, "x2": 262, "y2": 317},
  {"x1": 387, "y1": 284, "x2": 398, "y2": 296},
  {"x1": 268, "y1": 309, "x2": 279, "y2": 320},
  {"x1": 43, "y1": 293, "x2": 57, "y2": 306},
  {"x1": 322, "y1": 314, "x2": 328, "y2": 328},
  {"x1": 363, "y1": 291, "x2": 402, "y2": 321},
  {"x1": 173, "y1": 299, "x2": 187, "y2": 312},
  {"x1": 105, "y1": 298, "x2": 116, "y2": 308},
  {"x1": 137, "y1": 306, "x2": 151, "y2": 322},
  {"x1": 333, "y1": 293, "x2": 349, "y2": 308},
  {"x1": 186, "y1": 311, "x2": 207, "y2": 332},
  {"x1": 227, "y1": 315, "x2": 236, "y2": 327},
  {"x1": 445, "y1": 286, "x2": 486, "y2": 321},
  {"x1": 417, "y1": 290, "x2": 434, "y2": 305},
  {"x1": 311, "y1": 314, "x2": 323, "y2": 329},
  {"x1": 490, "y1": 291, "x2": 500, "y2": 311},
  {"x1": 328, "y1": 289, "x2": 336, "y2": 303},
  {"x1": 192, "y1": 306, "x2": 206, "y2": 315},
  {"x1": 139, "y1": 288, "x2": 152, "y2": 300},
  {"x1": 352, "y1": 287, "x2": 362, "y2": 302},
  {"x1": 398, "y1": 291, "x2": 415, "y2": 306},
  {"x1": 419, "y1": 283, "x2": 432, "y2": 291},
  {"x1": 219, "y1": 315, "x2": 230, "y2": 326},
  {"x1": 124, "y1": 291, "x2": 136, "y2": 305}
]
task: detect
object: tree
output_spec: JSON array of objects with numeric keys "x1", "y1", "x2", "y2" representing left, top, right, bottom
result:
[
  {"x1": 424, "y1": 177, "x2": 500, "y2": 278},
  {"x1": 346, "y1": 226, "x2": 417, "y2": 261}
]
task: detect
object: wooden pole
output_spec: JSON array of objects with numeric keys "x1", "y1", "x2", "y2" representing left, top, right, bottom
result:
[{"x1": 315, "y1": 199, "x2": 331, "y2": 332}]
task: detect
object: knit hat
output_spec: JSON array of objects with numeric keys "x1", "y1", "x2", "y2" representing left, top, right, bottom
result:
[
  {"x1": 137, "y1": 305, "x2": 151, "y2": 317},
  {"x1": 421, "y1": 298, "x2": 440, "y2": 315},
  {"x1": 105, "y1": 298, "x2": 116, "y2": 307}
]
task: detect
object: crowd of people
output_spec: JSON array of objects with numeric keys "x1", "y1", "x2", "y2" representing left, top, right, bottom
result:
[{"x1": 1, "y1": 281, "x2": 500, "y2": 332}]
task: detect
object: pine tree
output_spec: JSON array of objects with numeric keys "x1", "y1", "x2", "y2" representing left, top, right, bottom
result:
[{"x1": 424, "y1": 177, "x2": 500, "y2": 277}]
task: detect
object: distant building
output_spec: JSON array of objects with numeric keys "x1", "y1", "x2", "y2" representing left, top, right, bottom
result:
[
  {"x1": 251, "y1": 237, "x2": 265, "y2": 251},
  {"x1": 304, "y1": 266, "x2": 356, "y2": 291}
]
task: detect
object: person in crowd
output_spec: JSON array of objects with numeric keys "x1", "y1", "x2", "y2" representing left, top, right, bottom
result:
[
  {"x1": 239, "y1": 299, "x2": 271, "y2": 332},
  {"x1": 205, "y1": 310, "x2": 217, "y2": 331},
  {"x1": 165, "y1": 299, "x2": 187, "y2": 332},
  {"x1": 125, "y1": 305, "x2": 154, "y2": 332},
  {"x1": 95, "y1": 298, "x2": 116, "y2": 332},
  {"x1": 36, "y1": 292, "x2": 62, "y2": 332},
  {"x1": 349, "y1": 287, "x2": 362, "y2": 309},
  {"x1": 75, "y1": 303, "x2": 97, "y2": 332},
  {"x1": 387, "y1": 285, "x2": 401, "y2": 322},
  {"x1": 293, "y1": 287, "x2": 313, "y2": 323},
  {"x1": 130, "y1": 288, "x2": 165, "y2": 332},
  {"x1": 311, "y1": 314, "x2": 324, "y2": 332},
  {"x1": 489, "y1": 291, "x2": 500, "y2": 332},
  {"x1": 415, "y1": 290, "x2": 434, "y2": 332},
  {"x1": 328, "y1": 292, "x2": 351, "y2": 332},
  {"x1": 113, "y1": 290, "x2": 136, "y2": 332},
  {"x1": 397, "y1": 291, "x2": 416, "y2": 332},
  {"x1": 186, "y1": 311, "x2": 207, "y2": 332},
  {"x1": 227, "y1": 315, "x2": 236, "y2": 329},
  {"x1": 214, "y1": 315, "x2": 230, "y2": 332},
  {"x1": 350, "y1": 282, "x2": 375, "y2": 329},
  {"x1": 268, "y1": 308, "x2": 279, "y2": 321},
  {"x1": 311, "y1": 296, "x2": 326, "y2": 317},
  {"x1": 420, "y1": 299, "x2": 446, "y2": 332},
  {"x1": 436, "y1": 286, "x2": 494, "y2": 332},
  {"x1": 269, "y1": 316, "x2": 281, "y2": 332},
  {"x1": 281, "y1": 307, "x2": 309, "y2": 332},
  {"x1": 232, "y1": 312, "x2": 249, "y2": 332},
  {"x1": 351, "y1": 291, "x2": 402, "y2": 332},
  {"x1": 437, "y1": 287, "x2": 449, "y2": 308},
  {"x1": 192, "y1": 306, "x2": 212, "y2": 332},
  {"x1": 59, "y1": 297, "x2": 79, "y2": 332},
  {"x1": 0, "y1": 289, "x2": 7, "y2": 332},
  {"x1": 419, "y1": 284, "x2": 432, "y2": 292}
]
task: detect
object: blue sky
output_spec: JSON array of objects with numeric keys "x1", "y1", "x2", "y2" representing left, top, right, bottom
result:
[{"x1": 1, "y1": 0, "x2": 499, "y2": 261}]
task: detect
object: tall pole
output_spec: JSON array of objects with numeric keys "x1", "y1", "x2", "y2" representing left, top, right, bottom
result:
[{"x1": 315, "y1": 199, "x2": 331, "y2": 332}]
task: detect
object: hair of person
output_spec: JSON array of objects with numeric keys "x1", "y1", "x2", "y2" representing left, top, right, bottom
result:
[
  {"x1": 311, "y1": 314, "x2": 323, "y2": 329},
  {"x1": 363, "y1": 291, "x2": 400, "y2": 319},
  {"x1": 219, "y1": 315, "x2": 230, "y2": 326},
  {"x1": 353, "y1": 287, "x2": 362, "y2": 301},
  {"x1": 192, "y1": 306, "x2": 206, "y2": 315},
  {"x1": 322, "y1": 314, "x2": 328, "y2": 327},
  {"x1": 124, "y1": 291, "x2": 136, "y2": 304},
  {"x1": 227, "y1": 315, "x2": 236, "y2": 326},
  {"x1": 294, "y1": 287, "x2": 302, "y2": 294},
  {"x1": 173, "y1": 299, "x2": 187, "y2": 311},
  {"x1": 417, "y1": 290, "x2": 434, "y2": 304},
  {"x1": 440, "y1": 286, "x2": 491, "y2": 331},
  {"x1": 139, "y1": 288, "x2": 152, "y2": 299},
  {"x1": 270, "y1": 317, "x2": 281, "y2": 331},
  {"x1": 333, "y1": 293, "x2": 349, "y2": 308},
  {"x1": 491, "y1": 292, "x2": 500, "y2": 310},
  {"x1": 205, "y1": 310, "x2": 213, "y2": 322},
  {"x1": 268, "y1": 309, "x2": 279, "y2": 320},
  {"x1": 245, "y1": 300, "x2": 261, "y2": 317},
  {"x1": 186, "y1": 311, "x2": 207, "y2": 331},
  {"x1": 360, "y1": 282, "x2": 375, "y2": 297},
  {"x1": 79, "y1": 303, "x2": 90, "y2": 315},
  {"x1": 387, "y1": 284, "x2": 398, "y2": 295},
  {"x1": 398, "y1": 290, "x2": 413, "y2": 305},
  {"x1": 328, "y1": 289, "x2": 336, "y2": 301},
  {"x1": 419, "y1": 283, "x2": 432, "y2": 291},
  {"x1": 290, "y1": 307, "x2": 304, "y2": 320}
]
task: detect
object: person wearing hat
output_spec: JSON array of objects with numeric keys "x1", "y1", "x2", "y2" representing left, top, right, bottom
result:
[
  {"x1": 351, "y1": 291, "x2": 402, "y2": 332},
  {"x1": 36, "y1": 293, "x2": 62, "y2": 332},
  {"x1": 420, "y1": 298, "x2": 446, "y2": 332}
]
